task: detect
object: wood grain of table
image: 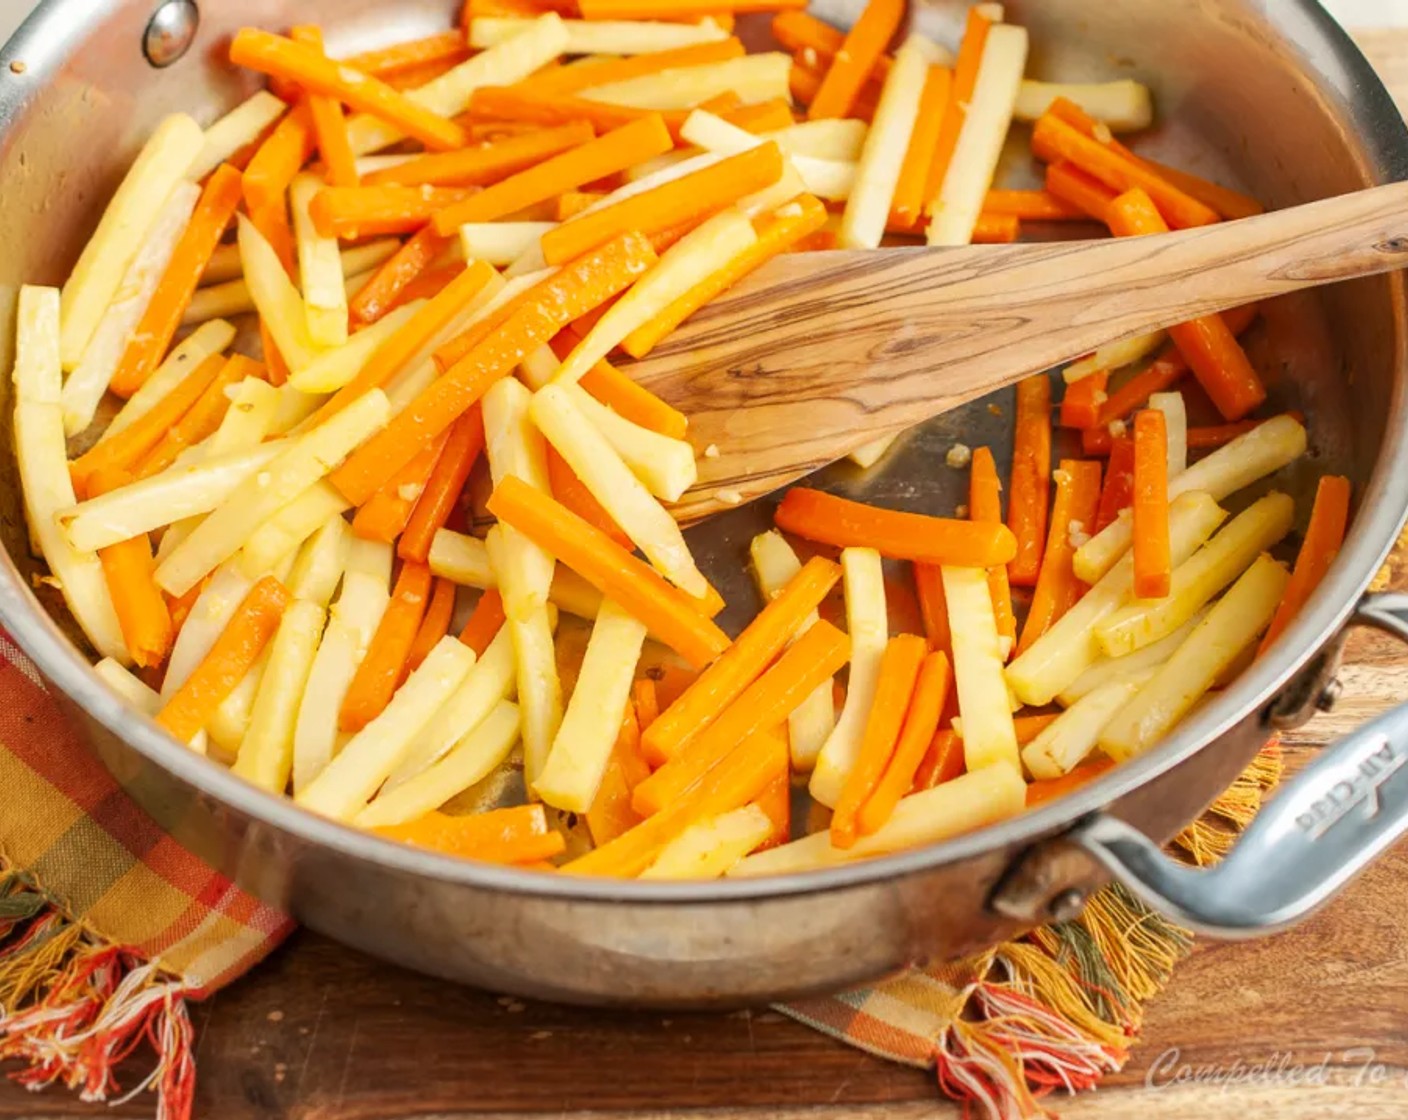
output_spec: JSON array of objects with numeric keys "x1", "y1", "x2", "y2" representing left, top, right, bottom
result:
[{"x1": 9, "y1": 20, "x2": 1408, "y2": 1120}]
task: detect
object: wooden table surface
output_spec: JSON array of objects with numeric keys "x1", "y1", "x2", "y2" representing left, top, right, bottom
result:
[{"x1": 10, "y1": 21, "x2": 1408, "y2": 1120}]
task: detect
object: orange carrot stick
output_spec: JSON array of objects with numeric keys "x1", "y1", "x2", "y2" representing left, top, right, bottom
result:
[
  {"x1": 1043, "y1": 160, "x2": 1118, "y2": 224},
  {"x1": 155, "y1": 576, "x2": 291, "y2": 742},
  {"x1": 1059, "y1": 370, "x2": 1108, "y2": 430},
  {"x1": 1183, "y1": 414, "x2": 1300, "y2": 452},
  {"x1": 71, "y1": 353, "x2": 228, "y2": 494},
  {"x1": 787, "y1": 57, "x2": 879, "y2": 120},
  {"x1": 830, "y1": 633, "x2": 927, "y2": 847},
  {"x1": 168, "y1": 575, "x2": 209, "y2": 640},
  {"x1": 108, "y1": 165, "x2": 244, "y2": 399},
  {"x1": 340, "y1": 32, "x2": 472, "y2": 79},
  {"x1": 546, "y1": 445, "x2": 633, "y2": 549},
  {"x1": 1016, "y1": 459, "x2": 1102, "y2": 656},
  {"x1": 133, "y1": 354, "x2": 257, "y2": 478},
  {"x1": 229, "y1": 29, "x2": 468, "y2": 151},
  {"x1": 912, "y1": 727, "x2": 964, "y2": 791},
  {"x1": 537, "y1": 142, "x2": 785, "y2": 265},
  {"x1": 983, "y1": 189, "x2": 1087, "y2": 221},
  {"x1": 1258, "y1": 475, "x2": 1352, "y2": 655},
  {"x1": 1094, "y1": 436, "x2": 1136, "y2": 534},
  {"x1": 969, "y1": 447, "x2": 1016, "y2": 648},
  {"x1": 555, "y1": 190, "x2": 607, "y2": 221},
  {"x1": 316, "y1": 260, "x2": 497, "y2": 426},
  {"x1": 432, "y1": 116, "x2": 675, "y2": 235},
  {"x1": 291, "y1": 26, "x2": 360, "y2": 188},
  {"x1": 621, "y1": 193, "x2": 828, "y2": 358},
  {"x1": 586, "y1": 702, "x2": 650, "y2": 845},
  {"x1": 1025, "y1": 757, "x2": 1116, "y2": 808},
  {"x1": 406, "y1": 577, "x2": 457, "y2": 671},
  {"x1": 399, "y1": 406, "x2": 485, "y2": 564},
  {"x1": 243, "y1": 102, "x2": 317, "y2": 220},
  {"x1": 913, "y1": 562, "x2": 951, "y2": 660},
  {"x1": 1132, "y1": 408, "x2": 1171, "y2": 599},
  {"x1": 923, "y1": 5, "x2": 993, "y2": 213},
  {"x1": 722, "y1": 98, "x2": 796, "y2": 133},
  {"x1": 87, "y1": 468, "x2": 174, "y2": 670},
  {"x1": 807, "y1": 0, "x2": 903, "y2": 121},
  {"x1": 775, "y1": 487, "x2": 1017, "y2": 567},
  {"x1": 350, "y1": 226, "x2": 454, "y2": 326},
  {"x1": 536, "y1": 38, "x2": 745, "y2": 94},
  {"x1": 971, "y1": 212, "x2": 1020, "y2": 244},
  {"x1": 631, "y1": 619, "x2": 850, "y2": 816},
  {"x1": 753, "y1": 760, "x2": 792, "y2": 850},
  {"x1": 633, "y1": 677, "x2": 660, "y2": 735},
  {"x1": 390, "y1": 262, "x2": 464, "y2": 307},
  {"x1": 854, "y1": 649, "x2": 950, "y2": 837},
  {"x1": 888, "y1": 67, "x2": 952, "y2": 226},
  {"x1": 1104, "y1": 189, "x2": 1266, "y2": 420},
  {"x1": 557, "y1": 337, "x2": 689, "y2": 442},
  {"x1": 564, "y1": 728, "x2": 787, "y2": 878},
  {"x1": 643, "y1": 555, "x2": 841, "y2": 763},
  {"x1": 374, "y1": 805, "x2": 565, "y2": 863},
  {"x1": 464, "y1": 87, "x2": 721, "y2": 142},
  {"x1": 332, "y1": 233, "x2": 657, "y2": 505},
  {"x1": 577, "y1": 0, "x2": 806, "y2": 18},
  {"x1": 459, "y1": 588, "x2": 506, "y2": 656},
  {"x1": 339, "y1": 561, "x2": 433, "y2": 732},
  {"x1": 488, "y1": 476, "x2": 729, "y2": 668},
  {"x1": 364, "y1": 123, "x2": 596, "y2": 188},
  {"x1": 352, "y1": 428, "x2": 452, "y2": 543},
  {"x1": 310, "y1": 184, "x2": 475, "y2": 238},
  {"x1": 1007, "y1": 374, "x2": 1052, "y2": 587},
  {"x1": 960, "y1": 713, "x2": 1057, "y2": 747}
]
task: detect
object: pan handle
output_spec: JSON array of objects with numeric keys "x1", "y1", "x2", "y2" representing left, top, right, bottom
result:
[{"x1": 1062, "y1": 592, "x2": 1408, "y2": 938}]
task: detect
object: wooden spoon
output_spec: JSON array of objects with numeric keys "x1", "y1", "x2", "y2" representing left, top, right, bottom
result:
[{"x1": 625, "y1": 181, "x2": 1408, "y2": 523}]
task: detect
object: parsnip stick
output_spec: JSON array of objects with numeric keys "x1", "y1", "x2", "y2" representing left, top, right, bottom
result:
[
  {"x1": 1022, "y1": 675, "x2": 1148, "y2": 780},
  {"x1": 749, "y1": 530, "x2": 835, "y2": 771},
  {"x1": 201, "y1": 236, "x2": 400, "y2": 287},
  {"x1": 1073, "y1": 415, "x2": 1307, "y2": 584},
  {"x1": 290, "y1": 173, "x2": 350, "y2": 348},
  {"x1": 288, "y1": 300, "x2": 424, "y2": 393},
  {"x1": 296, "y1": 635, "x2": 479, "y2": 820},
  {"x1": 809, "y1": 547, "x2": 887, "y2": 807},
  {"x1": 679, "y1": 111, "x2": 857, "y2": 201},
  {"x1": 534, "y1": 599, "x2": 648, "y2": 812},
  {"x1": 64, "y1": 182, "x2": 200, "y2": 436},
  {"x1": 732, "y1": 762, "x2": 1026, "y2": 876},
  {"x1": 460, "y1": 222, "x2": 557, "y2": 266},
  {"x1": 355, "y1": 699, "x2": 523, "y2": 827},
  {"x1": 1014, "y1": 79, "x2": 1154, "y2": 132},
  {"x1": 162, "y1": 560, "x2": 253, "y2": 697},
  {"x1": 471, "y1": 17, "x2": 727, "y2": 54},
  {"x1": 1006, "y1": 491, "x2": 1228, "y2": 706},
  {"x1": 237, "y1": 214, "x2": 324, "y2": 373},
  {"x1": 943, "y1": 564, "x2": 1019, "y2": 772},
  {"x1": 286, "y1": 513, "x2": 349, "y2": 606},
  {"x1": 1149, "y1": 391, "x2": 1188, "y2": 476},
  {"x1": 189, "y1": 91, "x2": 288, "y2": 182},
  {"x1": 1057, "y1": 607, "x2": 1207, "y2": 706},
  {"x1": 561, "y1": 382, "x2": 696, "y2": 502},
  {"x1": 579, "y1": 53, "x2": 791, "y2": 110},
  {"x1": 13, "y1": 287, "x2": 128, "y2": 662},
  {"x1": 208, "y1": 648, "x2": 271, "y2": 756},
  {"x1": 764, "y1": 118, "x2": 868, "y2": 162},
  {"x1": 483, "y1": 377, "x2": 555, "y2": 614},
  {"x1": 428, "y1": 530, "x2": 606, "y2": 624},
  {"x1": 847, "y1": 434, "x2": 897, "y2": 469},
  {"x1": 1063, "y1": 331, "x2": 1166, "y2": 383},
  {"x1": 1100, "y1": 554, "x2": 1289, "y2": 760},
  {"x1": 99, "y1": 320, "x2": 236, "y2": 443},
  {"x1": 60, "y1": 114, "x2": 203, "y2": 369},
  {"x1": 641, "y1": 804, "x2": 773, "y2": 879},
  {"x1": 927, "y1": 24, "x2": 1028, "y2": 245},
  {"x1": 240, "y1": 482, "x2": 351, "y2": 577},
  {"x1": 270, "y1": 384, "x2": 331, "y2": 436},
  {"x1": 202, "y1": 378, "x2": 282, "y2": 459}
]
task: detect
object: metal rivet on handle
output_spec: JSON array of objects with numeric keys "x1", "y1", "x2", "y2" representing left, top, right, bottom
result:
[{"x1": 144, "y1": 0, "x2": 199, "y2": 68}]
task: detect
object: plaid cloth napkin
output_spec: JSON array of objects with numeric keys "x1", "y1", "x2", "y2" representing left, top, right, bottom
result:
[{"x1": 0, "y1": 622, "x2": 1278, "y2": 1120}]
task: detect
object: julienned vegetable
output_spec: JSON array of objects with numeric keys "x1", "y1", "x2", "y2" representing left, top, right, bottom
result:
[{"x1": 12, "y1": 1, "x2": 1346, "y2": 879}]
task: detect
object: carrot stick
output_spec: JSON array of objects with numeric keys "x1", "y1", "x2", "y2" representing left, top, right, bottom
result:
[
  {"x1": 432, "y1": 116, "x2": 675, "y2": 235},
  {"x1": 963, "y1": 713, "x2": 1058, "y2": 746},
  {"x1": 87, "y1": 468, "x2": 174, "y2": 670},
  {"x1": 107, "y1": 165, "x2": 244, "y2": 399},
  {"x1": 536, "y1": 38, "x2": 746, "y2": 95},
  {"x1": 316, "y1": 260, "x2": 497, "y2": 426},
  {"x1": 913, "y1": 562, "x2": 951, "y2": 660},
  {"x1": 1258, "y1": 475, "x2": 1352, "y2": 655},
  {"x1": 787, "y1": 58, "x2": 879, "y2": 120},
  {"x1": 71, "y1": 352, "x2": 228, "y2": 495},
  {"x1": 364, "y1": 123, "x2": 596, "y2": 188},
  {"x1": 168, "y1": 575, "x2": 210, "y2": 640},
  {"x1": 310, "y1": 184, "x2": 476, "y2": 238},
  {"x1": 488, "y1": 476, "x2": 730, "y2": 668},
  {"x1": 340, "y1": 31, "x2": 472, "y2": 80},
  {"x1": 459, "y1": 588, "x2": 506, "y2": 657},
  {"x1": 586, "y1": 702, "x2": 649, "y2": 845},
  {"x1": 537, "y1": 142, "x2": 785, "y2": 265},
  {"x1": 968, "y1": 447, "x2": 1016, "y2": 648},
  {"x1": 633, "y1": 677, "x2": 660, "y2": 735},
  {"x1": 631, "y1": 619, "x2": 850, "y2": 816},
  {"x1": 854, "y1": 649, "x2": 950, "y2": 837},
  {"x1": 775, "y1": 487, "x2": 1017, "y2": 567},
  {"x1": 155, "y1": 576, "x2": 291, "y2": 742},
  {"x1": 243, "y1": 102, "x2": 317, "y2": 219},
  {"x1": 772, "y1": 10, "x2": 891, "y2": 76},
  {"x1": 1016, "y1": 459, "x2": 1102, "y2": 656},
  {"x1": 545, "y1": 444, "x2": 634, "y2": 550},
  {"x1": 338, "y1": 561, "x2": 433, "y2": 733},
  {"x1": 1031, "y1": 114, "x2": 1220, "y2": 230},
  {"x1": 464, "y1": 87, "x2": 726, "y2": 143},
  {"x1": 620, "y1": 193, "x2": 829, "y2": 358},
  {"x1": 829, "y1": 633, "x2": 927, "y2": 847},
  {"x1": 332, "y1": 233, "x2": 657, "y2": 505},
  {"x1": 352, "y1": 428, "x2": 452, "y2": 543},
  {"x1": 555, "y1": 190, "x2": 607, "y2": 221},
  {"x1": 1043, "y1": 161, "x2": 1118, "y2": 224},
  {"x1": 392, "y1": 262, "x2": 465, "y2": 307},
  {"x1": 971, "y1": 213, "x2": 1020, "y2": 244},
  {"x1": 807, "y1": 0, "x2": 903, "y2": 121},
  {"x1": 407, "y1": 577, "x2": 457, "y2": 672},
  {"x1": 1026, "y1": 757, "x2": 1116, "y2": 808},
  {"x1": 400, "y1": 406, "x2": 485, "y2": 563},
  {"x1": 1093, "y1": 436, "x2": 1136, "y2": 534},
  {"x1": 722, "y1": 98, "x2": 796, "y2": 133},
  {"x1": 753, "y1": 761, "x2": 792, "y2": 849},
  {"x1": 291, "y1": 26, "x2": 360, "y2": 188},
  {"x1": 1006, "y1": 375, "x2": 1052, "y2": 587},
  {"x1": 887, "y1": 66, "x2": 953, "y2": 227},
  {"x1": 922, "y1": 5, "x2": 993, "y2": 213},
  {"x1": 577, "y1": 0, "x2": 806, "y2": 18},
  {"x1": 133, "y1": 354, "x2": 258, "y2": 479},
  {"x1": 1104, "y1": 189, "x2": 1266, "y2": 420},
  {"x1": 551, "y1": 332, "x2": 689, "y2": 440},
  {"x1": 912, "y1": 727, "x2": 963, "y2": 791},
  {"x1": 983, "y1": 189, "x2": 1087, "y2": 221},
  {"x1": 1132, "y1": 408, "x2": 1171, "y2": 599},
  {"x1": 230, "y1": 29, "x2": 469, "y2": 151},
  {"x1": 563, "y1": 728, "x2": 787, "y2": 878},
  {"x1": 350, "y1": 226, "x2": 454, "y2": 326},
  {"x1": 374, "y1": 805, "x2": 566, "y2": 863},
  {"x1": 643, "y1": 555, "x2": 841, "y2": 762},
  {"x1": 1059, "y1": 370, "x2": 1108, "y2": 430},
  {"x1": 1185, "y1": 414, "x2": 1301, "y2": 452}
]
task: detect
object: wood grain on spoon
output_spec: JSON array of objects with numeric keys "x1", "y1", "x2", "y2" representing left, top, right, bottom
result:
[{"x1": 623, "y1": 180, "x2": 1408, "y2": 522}]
